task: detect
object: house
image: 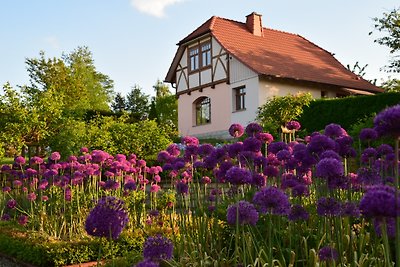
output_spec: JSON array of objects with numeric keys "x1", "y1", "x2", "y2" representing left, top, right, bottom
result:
[{"x1": 164, "y1": 12, "x2": 383, "y2": 139}]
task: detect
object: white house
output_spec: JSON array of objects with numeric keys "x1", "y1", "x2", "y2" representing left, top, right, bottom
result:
[{"x1": 165, "y1": 12, "x2": 382, "y2": 139}]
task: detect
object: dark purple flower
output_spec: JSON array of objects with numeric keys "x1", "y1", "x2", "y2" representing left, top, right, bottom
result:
[
  {"x1": 263, "y1": 165, "x2": 279, "y2": 177},
  {"x1": 65, "y1": 187, "x2": 72, "y2": 201},
  {"x1": 291, "y1": 184, "x2": 310, "y2": 197},
  {"x1": 288, "y1": 204, "x2": 309, "y2": 221},
  {"x1": 252, "y1": 173, "x2": 266, "y2": 187},
  {"x1": 315, "y1": 158, "x2": 344, "y2": 179},
  {"x1": 320, "y1": 150, "x2": 341, "y2": 160},
  {"x1": 253, "y1": 186, "x2": 290, "y2": 215},
  {"x1": 30, "y1": 156, "x2": 44, "y2": 165},
  {"x1": 268, "y1": 141, "x2": 289, "y2": 155},
  {"x1": 104, "y1": 179, "x2": 120, "y2": 191},
  {"x1": 359, "y1": 185, "x2": 399, "y2": 218},
  {"x1": 226, "y1": 201, "x2": 259, "y2": 225},
  {"x1": 14, "y1": 156, "x2": 26, "y2": 165},
  {"x1": 286, "y1": 121, "x2": 301, "y2": 131},
  {"x1": 229, "y1": 123, "x2": 245, "y2": 138},
  {"x1": 276, "y1": 150, "x2": 291, "y2": 161},
  {"x1": 225, "y1": 167, "x2": 252, "y2": 185},
  {"x1": 374, "y1": 217, "x2": 396, "y2": 238},
  {"x1": 374, "y1": 104, "x2": 400, "y2": 137},
  {"x1": 324, "y1": 123, "x2": 347, "y2": 139},
  {"x1": 306, "y1": 135, "x2": 336, "y2": 155},
  {"x1": 197, "y1": 144, "x2": 215, "y2": 157},
  {"x1": 7, "y1": 199, "x2": 17, "y2": 209},
  {"x1": 135, "y1": 259, "x2": 159, "y2": 267},
  {"x1": 341, "y1": 202, "x2": 360, "y2": 217},
  {"x1": 335, "y1": 135, "x2": 356, "y2": 158},
  {"x1": 256, "y1": 132, "x2": 274, "y2": 144},
  {"x1": 2, "y1": 186, "x2": 11, "y2": 193},
  {"x1": 85, "y1": 196, "x2": 129, "y2": 240},
  {"x1": 157, "y1": 151, "x2": 171, "y2": 163},
  {"x1": 143, "y1": 235, "x2": 174, "y2": 261},
  {"x1": 361, "y1": 148, "x2": 377, "y2": 164},
  {"x1": 27, "y1": 192, "x2": 37, "y2": 202},
  {"x1": 357, "y1": 167, "x2": 382, "y2": 185},
  {"x1": 166, "y1": 143, "x2": 181, "y2": 157},
  {"x1": 124, "y1": 181, "x2": 137, "y2": 191},
  {"x1": 227, "y1": 142, "x2": 244, "y2": 158},
  {"x1": 359, "y1": 128, "x2": 378, "y2": 142},
  {"x1": 318, "y1": 246, "x2": 338, "y2": 261},
  {"x1": 243, "y1": 137, "x2": 262, "y2": 152},
  {"x1": 1, "y1": 214, "x2": 11, "y2": 221},
  {"x1": 317, "y1": 197, "x2": 341, "y2": 217},
  {"x1": 18, "y1": 215, "x2": 28, "y2": 226},
  {"x1": 176, "y1": 180, "x2": 189, "y2": 195},
  {"x1": 245, "y1": 122, "x2": 263, "y2": 137},
  {"x1": 376, "y1": 144, "x2": 394, "y2": 158}
]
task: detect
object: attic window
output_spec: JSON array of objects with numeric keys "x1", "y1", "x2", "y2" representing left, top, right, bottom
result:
[
  {"x1": 189, "y1": 41, "x2": 212, "y2": 72},
  {"x1": 189, "y1": 47, "x2": 199, "y2": 71}
]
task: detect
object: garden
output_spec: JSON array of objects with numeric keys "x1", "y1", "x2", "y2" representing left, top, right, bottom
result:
[{"x1": 1, "y1": 102, "x2": 400, "y2": 267}]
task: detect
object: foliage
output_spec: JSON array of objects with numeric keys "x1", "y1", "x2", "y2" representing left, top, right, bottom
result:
[
  {"x1": 381, "y1": 78, "x2": 400, "y2": 92},
  {"x1": 126, "y1": 85, "x2": 150, "y2": 121},
  {"x1": 257, "y1": 92, "x2": 312, "y2": 132},
  {"x1": 371, "y1": 7, "x2": 400, "y2": 73},
  {"x1": 150, "y1": 80, "x2": 178, "y2": 129},
  {"x1": 299, "y1": 92, "x2": 400, "y2": 133},
  {"x1": 111, "y1": 92, "x2": 127, "y2": 113}
]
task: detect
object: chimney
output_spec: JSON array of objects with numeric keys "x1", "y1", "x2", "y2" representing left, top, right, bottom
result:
[{"x1": 246, "y1": 12, "x2": 263, "y2": 36}]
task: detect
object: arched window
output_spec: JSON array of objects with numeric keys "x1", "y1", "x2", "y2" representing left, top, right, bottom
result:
[{"x1": 194, "y1": 97, "x2": 211, "y2": 125}]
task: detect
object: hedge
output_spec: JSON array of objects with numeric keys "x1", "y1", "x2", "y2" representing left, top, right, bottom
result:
[{"x1": 298, "y1": 92, "x2": 400, "y2": 133}]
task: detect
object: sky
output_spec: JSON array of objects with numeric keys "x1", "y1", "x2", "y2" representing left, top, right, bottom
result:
[{"x1": 1, "y1": 0, "x2": 399, "y2": 97}]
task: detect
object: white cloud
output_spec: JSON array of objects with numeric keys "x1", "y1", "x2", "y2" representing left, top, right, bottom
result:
[
  {"x1": 131, "y1": 0, "x2": 184, "y2": 18},
  {"x1": 44, "y1": 36, "x2": 60, "y2": 49}
]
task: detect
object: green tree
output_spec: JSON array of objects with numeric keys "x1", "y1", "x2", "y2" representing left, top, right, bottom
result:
[
  {"x1": 151, "y1": 80, "x2": 178, "y2": 127},
  {"x1": 257, "y1": 92, "x2": 312, "y2": 133},
  {"x1": 381, "y1": 78, "x2": 400, "y2": 92},
  {"x1": 371, "y1": 7, "x2": 400, "y2": 72},
  {"x1": 126, "y1": 85, "x2": 150, "y2": 120},
  {"x1": 111, "y1": 92, "x2": 126, "y2": 113}
]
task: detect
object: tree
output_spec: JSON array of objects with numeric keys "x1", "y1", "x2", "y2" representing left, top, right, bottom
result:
[
  {"x1": 153, "y1": 79, "x2": 171, "y2": 98},
  {"x1": 126, "y1": 85, "x2": 150, "y2": 120},
  {"x1": 381, "y1": 78, "x2": 400, "y2": 92},
  {"x1": 111, "y1": 92, "x2": 126, "y2": 113},
  {"x1": 151, "y1": 80, "x2": 177, "y2": 127},
  {"x1": 371, "y1": 7, "x2": 400, "y2": 73}
]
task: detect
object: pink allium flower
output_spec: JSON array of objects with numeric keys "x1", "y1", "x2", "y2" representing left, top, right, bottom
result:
[
  {"x1": 50, "y1": 152, "x2": 61, "y2": 161},
  {"x1": 14, "y1": 156, "x2": 26, "y2": 165}
]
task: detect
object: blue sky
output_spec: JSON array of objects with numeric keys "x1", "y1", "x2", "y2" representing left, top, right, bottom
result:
[{"x1": 1, "y1": 0, "x2": 399, "y2": 97}]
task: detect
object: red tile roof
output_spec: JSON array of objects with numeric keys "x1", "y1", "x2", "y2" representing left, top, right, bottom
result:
[{"x1": 166, "y1": 15, "x2": 382, "y2": 93}]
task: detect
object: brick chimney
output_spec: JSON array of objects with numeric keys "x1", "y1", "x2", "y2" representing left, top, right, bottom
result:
[{"x1": 246, "y1": 12, "x2": 263, "y2": 36}]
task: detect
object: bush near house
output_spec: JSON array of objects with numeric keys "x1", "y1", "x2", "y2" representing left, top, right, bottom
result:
[{"x1": 299, "y1": 92, "x2": 400, "y2": 133}]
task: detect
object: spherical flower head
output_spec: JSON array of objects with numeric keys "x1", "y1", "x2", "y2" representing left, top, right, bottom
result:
[
  {"x1": 276, "y1": 150, "x2": 291, "y2": 161},
  {"x1": 229, "y1": 123, "x2": 245, "y2": 138},
  {"x1": 7, "y1": 199, "x2": 17, "y2": 209},
  {"x1": 317, "y1": 197, "x2": 341, "y2": 217},
  {"x1": 268, "y1": 141, "x2": 289, "y2": 155},
  {"x1": 319, "y1": 246, "x2": 338, "y2": 262},
  {"x1": 176, "y1": 180, "x2": 189, "y2": 195},
  {"x1": 14, "y1": 156, "x2": 26, "y2": 165},
  {"x1": 357, "y1": 167, "x2": 382, "y2": 185},
  {"x1": 1, "y1": 214, "x2": 11, "y2": 221},
  {"x1": 135, "y1": 259, "x2": 159, "y2": 267},
  {"x1": 245, "y1": 122, "x2": 263, "y2": 137},
  {"x1": 30, "y1": 156, "x2": 44, "y2": 165},
  {"x1": 150, "y1": 184, "x2": 161, "y2": 193},
  {"x1": 166, "y1": 143, "x2": 181, "y2": 157},
  {"x1": 17, "y1": 215, "x2": 28, "y2": 226},
  {"x1": 306, "y1": 135, "x2": 336, "y2": 155},
  {"x1": 226, "y1": 201, "x2": 259, "y2": 226},
  {"x1": 361, "y1": 148, "x2": 377, "y2": 163},
  {"x1": 201, "y1": 176, "x2": 212, "y2": 184},
  {"x1": 359, "y1": 185, "x2": 399, "y2": 218},
  {"x1": 374, "y1": 217, "x2": 396, "y2": 238},
  {"x1": 225, "y1": 166, "x2": 252, "y2": 185},
  {"x1": 182, "y1": 136, "x2": 199, "y2": 146},
  {"x1": 286, "y1": 121, "x2": 301, "y2": 131},
  {"x1": 315, "y1": 158, "x2": 344, "y2": 179},
  {"x1": 320, "y1": 150, "x2": 341, "y2": 161},
  {"x1": 256, "y1": 132, "x2": 274, "y2": 144},
  {"x1": 359, "y1": 128, "x2": 378, "y2": 142},
  {"x1": 374, "y1": 104, "x2": 400, "y2": 137},
  {"x1": 252, "y1": 173, "x2": 266, "y2": 187},
  {"x1": 2, "y1": 186, "x2": 11, "y2": 193},
  {"x1": 243, "y1": 137, "x2": 262, "y2": 152},
  {"x1": 143, "y1": 235, "x2": 174, "y2": 261},
  {"x1": 85, "y1": 196, "x2": 129, "y2": 240},
  {"x1": 324, "y1": 123, "x2": 347, "y2": 139},
  {"x1": 27, "y1": 192, "x2": 37, "y2": 202},
  {"x1": 80, "y1": 147, "x2": 89, "y2": 153},
  {"x1": 49, "y1": 152, "x2": 61, "y2": 161},
  {"x1": 341, "y1": 202, "x2": 360, "y2": 217},
  {"x1": 252, "y1": 186, "x2": 290, "y2": 215},
  {"x1": 288, "y1": 204, "x2": 309, "y2": 221}
]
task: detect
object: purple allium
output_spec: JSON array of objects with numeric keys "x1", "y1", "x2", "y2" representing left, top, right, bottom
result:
[
  {"x1": 150, "y1": 184, "x2": 161, "y2": 193},
  {"x1": 182, "y1": 136, "x2": 199, "y2": 146},
  {"x1": 268, "y1": 141, "x2": 289, "y2": 155},
  {"x1": 124, "y1": 181, "x2": 137, "y2": 191},
  {"x1": 252, "y1": 186, "x2": 290, "y2": 215},
  {"x1": 30, "y1": 156, "x2": 44, "y2": 165},
  {"x1": 291, "y1": 184, "x2": 310, "y2": 197},
  {"x1": 7, "y1": 199, "x2": 17, "y2": 209},
  {"x1": 320, "y1": 150, "x2": 341, "y2": 161},
  {"x1": 324, "y1": 123, "x2": 347, "y2": 139},
  {"x1": 359, "y1": 128, "x2": 378, "y2": 142},
  {"x1": 2, "y1": 186, "x2": 11, "y2": 193},
  {"x1": 359, "y1": 185, "x2": 399, "y2": 218},
  {"x1": 306, "y1": 135, "x2": 336, "y2": 155},
  {"x1": 135, "y1": 259, "x2": 159, "y2": 267},
  {"x1": 27, "y1": 192, "x2": 37, "y2": 202},
  {"x1": 341, "y1": 202, "x2": 360, "y2": 217},
  {"x1": 376, "y1": 144, "x2": 394, "y2": 157},
  {"x1": 1, "y1": 214, "x2": 11, "y2": 221},
  {"x1": 315, "y1": 158, "x2": 343, "y2": 179},
  {"x1": 276, "y1": 150, "x2": 291, "y2": 161},
  {"x1": 80, "y1": 147, "x2": 89, "y2": 153},
  {"x1": 361, "y1": 148, "x2": 377, "y2": 164},
  {"x1": 318, "y1": 246, "x2": 339, "y2": 261},
  {"x1": 14, "y1": 156, "x2": 26, "y2": 165},
  {"x1": 243, "y1": 137, "x2": 262, "y2": 152},
  {"x1": 18, "y1": 215, "x2": 28, "y2": 226},
  {"x1": 65, "y1": 187, "x2": 72, "y2": 201},
  {"x1": 288, "y1": 204, "x2": 309, "y2": 221},
  {"x1": 225, "y1": 167, "x2": 252, "y2": 185},
  {"x1": 227, "y1": 142, "x2": 243, "y2": 158},
  {"x1": 286, "y1": 121, "x2": 301, "y2": 131},
  {"x1": 374, "y1": 217, "x2": 396, "y2": 238},
  {"x1": 176, "y1": 180, "x2": 189, "y2": 195},
  {"x1": 229, "y1": 123, "x2": 245, "y2": 138},
  {"x1": 335, "y1": 136, "x2": 356, "y2": 158},
  {"x1": 317, "y1": 197, "x2": 341, "y2": 217},
  {"x1": 143, "y1": 235, "x2": 174, "y2": 261},
  {"x1": 49, "y1": 152, "x2": 61, "y2": 161},
  {"x1": 374, "y1": 104, "x2": 400, "y2": 137},
  {"x1": 201, "y1": 176, "x2": 212, "y2": 184},
  {"x1": 85, "y1": 196, "x2": 129, "y2": 240},
  {"x1": 166, "y1": 143, "x2": 181, "y2": 157},
  {"x1": 197, "y1": 144, "x2": 215, "y2": 157},
  {"x1": 256, "y1": 132, "x2": 274, "y2": 144},
  {"x1": 226, "y1": 201, "x2": 259, "y2": 226},
  {"x1": 157, "y1": 151, "x2": 171, "y2": 163},
  {"x1": 357, "y1": 167, "x2": 382, "y2": 185},
  {"x1": 252, "y1": 173, "x2": 266, "y2": 187},
  {"x1": 245, "y1": 122, "x2": 263, "y2": 137},
  {"x1": 263, "y1": 165, "x2": 279, "y2": 177}
]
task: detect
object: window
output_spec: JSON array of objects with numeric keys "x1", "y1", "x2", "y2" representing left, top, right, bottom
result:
[
  {"x1": 321, "y1": 91, "x2": 327, "y2": 98},
  {"x1": 189, "y1": 41, "x2": 211, "y2": 72},
  {"x1": 234, "y1": 86, "x2": 246, "y2": 111},
  {"x1": 195, "y1": 97, "x2": 211, "y2": 125}
]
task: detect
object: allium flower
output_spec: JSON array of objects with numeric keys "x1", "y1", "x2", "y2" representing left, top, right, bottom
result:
[
  {"x1": 374, "y1": 217, "x2": 396, "y2": 238},
  {"x1": 315, "y1": 158, "x2": 343, "y2": 179},
  {"x1": 176, "y1": 180, "x2": 189, "y2": 195},
  {"x1": 374, "y1": 104, "x2": 400, "y2": 137},
  {"x1": 135, "y1": 259, "x2": 159, "y2": 267},
  {"x1": 227, "y1": 142, "x2": 243, "y2": 158},
  {"x1": 317, "y1": 197, "x2": 341, "y2": 216},
  {"x1": 288, "y1": 204, "x2": 309, "y2": 221},
  {"x1": 286, "y1": 121, "x2": 301, "y2": 131},
  {"x1": 229, "y1": 123, "x2": 245, "y2": 138},
  {"x1": 7, "y1": 199, "x2": 17, "y2": 209},
  {"x1": 318, "y1": 246, "x2": 338, "y2": 261},
  {"x1": 166, "y1": 143, "x2": 181, "y2": 157},
  {"x1": 341, "y1": 202, "x2": 360, "y2": 217},
  {"x1": 182, "y1": 136, "x2": 199, "y2": 146},
  {"x1": 253, "y1": 186, "x2": 290, "y2": 215},
  {"x1": 1, "y1": 214, "x2": 11, "y2": 221},
  {"x1": 256, "y1": 132, "x2": 274, "y2": 144},
  {"x1": 276, "y1": 150, "x2": 291, "y2": 161},
  {"x1": 150, "y1": 184, "x2": 161, "y2": 193},
  {"x1": 252, "y1": 173, "x2": 266, "y2": 187},
  {"x1": 268, "y1": 141, "x2": 289, "y2": 155},
  {"x1": 197, "y1": 144, "x2": 214, "y2": 157},
  {"x1": 80, "y1": 147, "x2": 89, "y2": 153},
  {"x1": 245, "y1": 122, "x2": 263, "y2": 137},
  {"x1": 320, "y1": 150, "x2": 341, "y2": 161},
  {"x1": 361, "y1": 148, "x2": 377, "y2": 163},
  {"x1": 359, "y1": 185, "x2": 399, "y2": 218},
  {"x1": 306, "y1": 134, "x2": 336, "y2": 155},
  {"x1": 226, "y1": 201, "x2": 259, "y2": 225},
  {"x1": 30, "y1": 156, "x2": 44, "y2": 165},
  {"x1": 85, "y1": 196, "x2": 129, "y2": 240},
  {"x1": 18, "y1": 215, "x2": 28, "y2": 226},
  {"x1": 14, "y1": 156, "x2": 26, "y2": 165},
  {"x1": 324, "y1": 123, "x2": 347, "y2": 139},
  {"x1": 2, "y1": 186, "x2": 11, "y2": 193},
  {"x1": 357, "y1": 167, "x2": 382, "y2": 185},
  {"x1": 49, "y1": 152, "x2": 61, "y2": 161},
  {"x1": 65, "y1": 187, "x2": 72, "y2": 201},
  {"x1": 143, "y1": 235, "x2": 174, "y2": 261},
  {"x1": 359, "y1": 128, "x2": 378, "y2": 142},
  {"x1": 263, "y1": 165, "x2": 279, "y2": 177},
  {"x1": 243, "y1": 137, "x2": 262, "y2": 152},
  {"x1": 27, "y1": 192, "x2": 37, "y2": 202},
  {"x1": 201, "y1": 176, "x2": 212, "y2": 184},
  {"x1": 225, "y1": 167, "x2": 252, "y2": 185}
]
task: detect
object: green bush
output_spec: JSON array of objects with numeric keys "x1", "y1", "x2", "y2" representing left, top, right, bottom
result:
[{"x1": 299, "y1": 92, "x2": 400, "y2": 133}]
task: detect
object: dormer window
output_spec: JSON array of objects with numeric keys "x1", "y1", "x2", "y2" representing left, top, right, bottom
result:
[{"x1": 189, "y1": 41, "x2": 212, "y2": 72}]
